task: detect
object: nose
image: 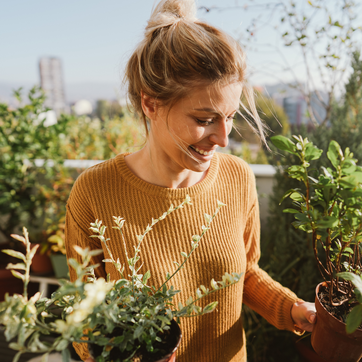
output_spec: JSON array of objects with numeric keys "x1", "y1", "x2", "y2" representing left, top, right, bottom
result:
[{"x1": 208, "y1": 119, "x2": 232, "y2": 148}]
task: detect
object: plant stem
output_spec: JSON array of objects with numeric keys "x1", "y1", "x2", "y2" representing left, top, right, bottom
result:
[{"x1": 23, "y1": 228, "x2": 31, "y2": 300}]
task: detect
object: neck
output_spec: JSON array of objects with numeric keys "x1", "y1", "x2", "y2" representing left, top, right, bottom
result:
[{"x1": 124, "y1": 143, "x2": 207, "y2": 189}]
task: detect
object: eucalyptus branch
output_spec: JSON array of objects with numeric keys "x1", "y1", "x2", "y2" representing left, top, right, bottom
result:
[
  {"x1": 131, "y1": 195, "x2": 192, "y2": 272},
  {"x1": 157, "y1": 201, "x2": 226, "y2": 292}
]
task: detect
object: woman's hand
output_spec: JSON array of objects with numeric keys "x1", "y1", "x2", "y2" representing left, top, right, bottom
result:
[{"x1": 291, "y1": 300, "x2": 317, "y2": 333}]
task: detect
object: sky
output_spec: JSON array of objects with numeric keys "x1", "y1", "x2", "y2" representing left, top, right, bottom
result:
[
  {"x1": 1, "y1": 0, "x2": 361, "y2": 101},
  {"x1": 2, "y1": 0, "x2": 260, "y2": 85}
]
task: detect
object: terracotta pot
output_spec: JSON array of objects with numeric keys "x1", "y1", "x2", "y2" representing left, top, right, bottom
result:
[
  {"x1": 295, "y1": 334, "x2": 328, "y2": 362},
  {"x1": 89, "y1": 319, "x2": 182, "y2": 362},
  {"x1": 30, "y1": 244, "x2": 54, "y2": 275},
  {"x1": 311, "y1": 282, "x2": 362, "y2": 362}
]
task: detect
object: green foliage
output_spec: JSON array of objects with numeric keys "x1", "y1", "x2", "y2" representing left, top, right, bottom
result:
[
  {"x1": 243, "y1": 51, "x2": 362, "y2": 362},
  {"x1": 272, "y1": 135, "x2": 362, "y2": 333},
  {"x1": 57, "y1": 113, "x2": 145, "y2": 160},
  {"x1": 0, "y1": 87, "x2": 69, "y2": 241},
  {"x1": 95, "y1": 100, "x2": 124, "y2": 121},
  {"x1": 0, "y1": 87, "x2": 145, "y2": 256},
  {"x1": 337, "y1": 272, "x2": 362, "y2": 334},
  {"x1": 0, "y1": 197, "x2": 242, "y2": 362}
]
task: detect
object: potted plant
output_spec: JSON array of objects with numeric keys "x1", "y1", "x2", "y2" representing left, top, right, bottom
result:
[
  {"x1": 271, "y1": 135, "x2": 362, "y2": 362},
  {"x1": 0, "y1": 196, "x2": 242, "y2": 362}
]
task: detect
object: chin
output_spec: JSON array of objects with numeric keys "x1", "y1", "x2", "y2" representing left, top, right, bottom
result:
[{"x1": 186, "y1": 160, "x2": 211, "y2": 173}]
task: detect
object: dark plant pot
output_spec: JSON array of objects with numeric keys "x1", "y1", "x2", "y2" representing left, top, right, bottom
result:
[
  {"x1": 89, "y1": 319, "x2": 182, "y2": 362},
  {"x1": 30, "y1": 244, "x2": 54, "y2": 275},
  {"x1": 311, "y1": 282, "x2": 362, "y2": 362},
  {"x1": 50, "y1": 254, "x2": 69, "y2": 279}
]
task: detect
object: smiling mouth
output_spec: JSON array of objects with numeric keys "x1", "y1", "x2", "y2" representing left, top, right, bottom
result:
[{"x1": 189, "y1": 145, "x2": 215, "y2": 156}]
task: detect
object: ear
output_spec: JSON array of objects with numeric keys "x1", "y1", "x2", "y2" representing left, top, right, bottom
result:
[{"x1": 141, "y1": 91, "x2": 157, "y2": 121}]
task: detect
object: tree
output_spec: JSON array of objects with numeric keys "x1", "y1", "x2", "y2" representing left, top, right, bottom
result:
[{"x1": 200, "y1": 0, "x2": 362, "y2": 126}]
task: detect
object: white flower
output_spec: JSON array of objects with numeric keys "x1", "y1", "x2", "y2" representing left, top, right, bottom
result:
[
  {"x1": 54, "y1": 319, "x2": 68, "y2": 333},
  {"x1": 67, "y1": 278, "x2": 112, "y2": 325}
]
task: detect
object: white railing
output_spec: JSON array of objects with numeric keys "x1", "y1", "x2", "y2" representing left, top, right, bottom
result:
[{"x1": 35, "y1": 159, "x2": 277, "y2": 226}]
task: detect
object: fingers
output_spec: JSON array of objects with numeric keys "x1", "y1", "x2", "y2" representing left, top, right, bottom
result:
[{"x1": 291, "y1": 300, "x2": 317, "y2": 332}]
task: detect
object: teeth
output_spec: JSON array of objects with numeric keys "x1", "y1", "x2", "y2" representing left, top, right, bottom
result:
[{"x1": 191, "y1": 146, "x2": 214, "y2": 156}]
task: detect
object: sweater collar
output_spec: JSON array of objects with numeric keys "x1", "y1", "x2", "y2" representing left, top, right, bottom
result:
[{"x1": 115, "y1": 152, "x2": 219, "y2": 200}]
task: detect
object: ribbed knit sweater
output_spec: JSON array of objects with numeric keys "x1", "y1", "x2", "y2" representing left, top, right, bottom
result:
[{"x1": 65, "y1": 152, "x2": 300, "y2": 362}]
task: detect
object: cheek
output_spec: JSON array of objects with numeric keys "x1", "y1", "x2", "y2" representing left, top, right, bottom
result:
[{"x1": 175, "y1": 123, "x2": 206, "y2": 141}]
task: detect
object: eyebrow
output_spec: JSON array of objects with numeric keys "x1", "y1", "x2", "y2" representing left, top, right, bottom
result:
[{"x1": 193, "y1": 107, "x2": 238, "y2": 115}]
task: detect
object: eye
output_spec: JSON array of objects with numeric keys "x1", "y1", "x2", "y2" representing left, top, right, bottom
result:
[
  {"x1": 227, "y1": 114, "x2": 237, "y2": 121},
  {"x1": 196, "y1": 119, "x2": 214, "y2": 126}
]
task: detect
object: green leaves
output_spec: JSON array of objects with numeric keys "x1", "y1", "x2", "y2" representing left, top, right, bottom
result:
[
  {"x1": 315, "y1": 216, "x2": 338, "y2": 229},
  {"x1": 338, "y1": 272, "x2": 362, "y2": 294},
  {"x1": 0, "y1": 86, "x2": 69, "y2": 238},
  {"x1": 203, "y1": 301, "x2": 218, "y2": 314},
  {"x1": 2, "y1": 249, "x2": 26, "y2": 262},
  {"x1": 346, "y1": 305, "x2": 362, "y2": 334},
  {"x1": 270, "y1": 135, "x2": 297, "y2": 154},
  {"x1": 0, "y1": 198, "x2": 242, "y2": 360},
  {"x1": 304, "y1": 142, "x2": 323, "y2": 162},
  {"x1": 338, "y1": 272, "x2": 362, "y2": 333},
  {"x1": 327, "y1": 140, "x2": 342, "y2": 169}
]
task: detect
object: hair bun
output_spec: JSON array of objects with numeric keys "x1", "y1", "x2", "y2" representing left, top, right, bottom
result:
[
  {"x1": 146, "y1": 0, "x2": 197, "y2": 37},
  {"x1": 154, "y1": 0, "x2": 197, "y2": 20}
]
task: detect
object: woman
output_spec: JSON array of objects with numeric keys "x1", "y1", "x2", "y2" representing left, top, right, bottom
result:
[{"x1": 65, "y1": 1, "x2": 316, "y2": 361}]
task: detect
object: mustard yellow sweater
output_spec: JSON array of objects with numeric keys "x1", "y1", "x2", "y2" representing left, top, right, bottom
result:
[{"x1": 65, "y1": 152, "x2": 299, "y2": 362}]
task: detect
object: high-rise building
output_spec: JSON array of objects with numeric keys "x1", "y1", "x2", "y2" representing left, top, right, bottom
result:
[
  {"x1": 39, "y1": 57, "x2": 66, "y2": 115},
  {"x1": 264, "y1": 83, "x2": 328, "y2": 126}
]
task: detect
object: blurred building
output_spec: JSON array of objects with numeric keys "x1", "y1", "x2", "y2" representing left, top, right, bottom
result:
[
  {"x1": 283, "y1": 96, "x2": 307, "y2": 126},
  {"x1": 39, "y1": 57, "x2": 67, "y2": 115},
  {"x1": 264, "y1": 83, "x2": 328, "y2": 126}
]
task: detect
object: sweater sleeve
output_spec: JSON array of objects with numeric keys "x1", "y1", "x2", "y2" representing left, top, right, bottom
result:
[
  {"x1": 65, "y1": 177, "x2": 107, "y2": 361},
  {"x1": 242, "y1": 189, "x2": 300, "y2": 333}
]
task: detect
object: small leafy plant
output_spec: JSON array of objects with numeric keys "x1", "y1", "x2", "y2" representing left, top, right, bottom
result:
[
  {"x1": 271, "y1": 135, "x2": 362, "y2": 333},
  {"x1": 0, "y1": 196, "x2": 242, "y2": 362}
]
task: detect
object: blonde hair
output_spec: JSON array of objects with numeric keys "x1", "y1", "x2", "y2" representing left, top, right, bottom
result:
[{"x1": 124, "y1": 0, "x2": 267, "y2": 144}]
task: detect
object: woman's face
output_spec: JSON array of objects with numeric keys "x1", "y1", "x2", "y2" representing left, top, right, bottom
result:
[{"x1": 149, "y1": 82, "x2": 243, "y2": 174}]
